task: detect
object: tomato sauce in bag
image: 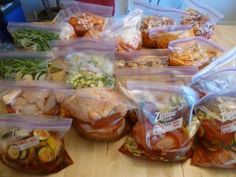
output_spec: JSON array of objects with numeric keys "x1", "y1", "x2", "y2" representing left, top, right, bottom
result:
[
  {"x1": 192, "y1": 90, "x2": 236, "y2": 168},
  {"x1": 119, "y1": 81, "x2": 199, "y2": 161}
]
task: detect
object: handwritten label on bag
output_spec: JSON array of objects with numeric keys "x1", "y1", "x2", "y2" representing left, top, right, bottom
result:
[{"x1": 221, "y1": 120, "x2": 236, "y2": 134}]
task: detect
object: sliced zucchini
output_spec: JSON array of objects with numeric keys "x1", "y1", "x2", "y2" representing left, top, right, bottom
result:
[
  {"x1": 33, "y1": 130, "x2": 50, "y2": 141},
  {"x1": 7, "y1": 146, "x2": 20, "y2": 160},
  {"x1": 170, "y1": 95, "x2": 178, "y2": 106},
  {"x1": 47, "y1": 136, "x2": 61, "y2": 153},
  {"x1": 15, "y1": 71, "x2": 23, "y2": 81},
  {"x1": 19, "y1": 149, "x2": 28, "y2": 160},
  {"x1": 38, "y1": 146, "x2": 55, "y2": 163},
  {"x1": 38, "y1": 73, "x2": 47, "y2": 81},
  {"x1": 22, "y1": 74, "x2": 33, "y2": 81}
]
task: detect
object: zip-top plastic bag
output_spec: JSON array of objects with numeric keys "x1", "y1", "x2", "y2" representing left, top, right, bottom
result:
[
  {"x1": 116, "y1": 66, "x2": 198, "y2": 128},
  {"x1": 0, "y1": 114, "x2": 73, "y2": 174},
  {"x1": 0, "y1": 51, "x2": 54, "y2": 81},
  {"x1": 57, "y1": 1, "x2": 112, "y2": 39},
  {"x1": 101, "y1": 9, "x2": 143, "y2": 51},
  {"x1": 8, "y1": 23, "x2": 61, "y2": 51},
  {"x1": 119, "y1": 81, "x2": 199, "y2": 161},
  {"x1": 0, "y1": 80, "x2": 71, "y2": 116},
  {"x1": 192, "y1": 90, "x2": 236, "y2": 168},
  {"x1": 115, "y1": 49, "x2": 170, "y2": 69},
  {"x1": 179, "y1": 0, "x2": 224, "y2": 39},
  {"x1": 50, "y1": 38, "x2": 116, "y2": 89},
  {"x1": 168, "y1": 37, "x2": 225, "y2": 69},
  {"x1": 192, "y1": 47, "x2": 236, "y2": 83},
  {"x1": 134, "y1": 0, "x2": 194, "y2": 49},
  {"x1": 60, "y1": 87, "x2": 134, "y2": 141},
  {"x1": 191, "y1": 68, "x2": 236, "y2": 98}
]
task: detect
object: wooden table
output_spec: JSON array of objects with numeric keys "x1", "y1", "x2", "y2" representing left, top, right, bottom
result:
[{"x1": 1, "y1": 25, "x2": 236, "y2": 177}]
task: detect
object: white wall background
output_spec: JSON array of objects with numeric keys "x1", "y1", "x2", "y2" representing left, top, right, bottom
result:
[{"x1": 19, "y1": 0, "x2": 236, "y2": 24}]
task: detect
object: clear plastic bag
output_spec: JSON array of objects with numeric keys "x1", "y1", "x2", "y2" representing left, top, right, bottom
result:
[
  {"x1": 50, "y1": 38, "x2": 116, "y2": 89},
  {"x1": 7, "y1": 23, "x2": 61, "y2": 51},
  {"x1": 134, "y1": 0, "x2": 193, "y2": 49},
  {"x1": 0, "y1": 51, "x2": 54, "y2": 81},
  {"x1": 192, "y1": 90, "x2": 236, "y2": 168},
  {"x1": 192, "y1": 47, "x2": 236, "y2": 83},
  {"x1": 101, "y1": 9, "x2": 143, "y2": 51},
  {"x1": 0, "y1": 114, "x2": 73, "y2": 174},
  {"x1": 115, "y1": 49, "x2": 170, "y2": 69},
  {"x1": 191, "y1": 68, "x2": 236, "y2": 98},
  {"x1": 179, "y1": 0, "x2": 224, "y2": 39},
  {"x1": 119, "y1": 81, "x2": 199, "y2": 161},
  {"x1": 168, "y1": 37, "x2": 225, "y2": 69},
  {"x1": 61, "y1": 87, "x2": 134, "y2": 141},
  {"x1": 0, "y1": 80, "x2": 71, "y2": 116}
]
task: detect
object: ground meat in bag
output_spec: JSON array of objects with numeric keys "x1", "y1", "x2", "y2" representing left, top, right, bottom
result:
[
  {"x1": 0, "y1": 114, "x2": 73, "y2": 174},
  {"x1": 192, "y1": 90, "x2": 236, "y2": 168},
  {"x1": 168, "y1": 37, "x2": 224, "y2": 69},
  {"x1": 60, "y1": 87, "x2": 133, "y2": 141},
  {"x1": 119, "y1": 81, "x2": 199, "y2": 161}
]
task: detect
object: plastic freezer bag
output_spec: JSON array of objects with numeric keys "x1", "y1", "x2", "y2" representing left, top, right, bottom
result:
[
  {"x1": 8, "y1": 23, "x2": 61, "y2": 51},
  {"x1": 179, "y1": 0, "x2": 224, "y2": 39},
  {"x1": 192, "y1": 90, "x2": 236, "y2": 168},
  {"x1": 134, "y1": 0, "x2": 193, "y2": 49},
  {"x1": 0, "y1": 51, "x2": 54, "y2": 81},
  {"x1": 50, "y1": 38, "x2": 116, "y2": 89},
  {"x1": 0, "y1": 80, "x2": 70, "y2": 116},
  {"x1": 60, "y1": 87, "x2": 134, "y2": 141},
  {"x1": 192, "y1": 47, "x2": 236, "y2": 83},
  {"x1": 168, "y1": 37, "x2": 224, "y2": 69},
  {"x1": 115, "y1": 49, "x2": 170, "y2": 69},
  {"x1": 0, "y1": 114, "x2": 73, "y2": 174},
  {"x1": 191, "y1": 68, "x2": 236, "y2": 98},
  {"x1": 101, "y1": 9, "x2": 143, "y2": 51},
  {"x1": 119, "y1": 81, "x2": 199, "y2": 161}
]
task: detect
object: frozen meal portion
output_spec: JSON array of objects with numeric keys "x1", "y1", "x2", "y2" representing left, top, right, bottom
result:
[
  {"x1": 0, "y1": 51, "x2": 53, "y2": 81},
  {"x1": 192, "y1": 90, "x2": 236, "y2": 168},
  {"x1": 8, "y1": 23, "x2": 60, "y2": 51},
  {"x1": 169, "y1": 37, "x2": 224, "y2": 69},
  {"x1": 0, "y1": 115, "x2": 73, "y2": 174},
  {"x1": 61, "y1": 87, "x2": 131, "y2": 141},
  {"x1": 0, "y1": 81, "x2": 67, "y2": 116},
  {"x1": 119, "y1": 81, "x2": 199, "y2": 161},
  {"x1": 180, "y1": 0, "x2": 224, "y2": 39}
]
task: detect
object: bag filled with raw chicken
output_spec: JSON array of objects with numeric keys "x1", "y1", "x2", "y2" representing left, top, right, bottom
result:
[
  {"x1": 0, "y1": 80, "x2": 71, "y2": 116},
  {"x1": 192, "y1": 89, "x2": 236, "y2": 168},
  {"x1": 191, "y1": 68, "x2": 236, "y2": 98},
  {"x1": 168, "y1": 37, "x2": 225, "y2": 69},
  {"x1": 119, "y1": 81, "x2": 199, "y2": 161},
  {"x1": 60, "y1": 87, "x2": 134, "y2": 141},
  {"x1": 179, "y1": 0, "x2": 224, "y2": 38},
  {"x1": 101, "y1": 9, "x2": 143, "y2": 51},
  {"x1": 116, "y1": 66, "x2": 197, "y2": 127},
  {"x1": 50, "y1": 38, "x2": 116, "y2": 89},
  {"x1": 134, "y1": 0, "x2": 194, "y2": 49},
  {"x1": 0, "y1": 114, "x2": 73, "y2": 174}
]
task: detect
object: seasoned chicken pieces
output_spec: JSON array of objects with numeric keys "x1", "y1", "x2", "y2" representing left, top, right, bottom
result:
[{"x1": 1, "y1": 89, "x2": 59, "y2": 115}]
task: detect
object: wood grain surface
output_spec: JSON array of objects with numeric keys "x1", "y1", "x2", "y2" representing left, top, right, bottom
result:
[{"x1": 0, "y1": 25, "x2": 236, "y2": 177}]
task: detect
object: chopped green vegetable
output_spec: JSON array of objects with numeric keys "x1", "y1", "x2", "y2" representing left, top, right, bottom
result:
[
  {"x1": 12, "y1": 28, "x2": 59, "y2": 51},
  {"x1": 0, "y1": 57, "x2": 48, "y2": 80},
  {"x1": 67, "y1": 71, "x2": 115, "y2": 89}
]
